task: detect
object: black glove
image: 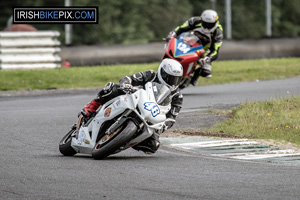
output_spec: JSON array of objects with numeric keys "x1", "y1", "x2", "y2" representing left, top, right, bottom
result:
[{"x1": 120, "y1": 83, "x2": 135, "y2": 93}]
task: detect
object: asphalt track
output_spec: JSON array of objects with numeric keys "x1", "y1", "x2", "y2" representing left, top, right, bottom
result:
[{"x1": 1, "y1": 77, "x2": 300, "y2": 200}]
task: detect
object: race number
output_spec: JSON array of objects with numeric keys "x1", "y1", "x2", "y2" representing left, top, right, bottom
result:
[
  {"x1": 144, "y1": 102, "x2": 160, "y2": 117},
  {"x1": 177, "y1": 42, "x2": 191, "y2": 53}
]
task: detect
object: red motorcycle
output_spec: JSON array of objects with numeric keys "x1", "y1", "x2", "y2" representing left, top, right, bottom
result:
[{"x1": 162, "y1": 32, "x2": 205, "y2": 89}]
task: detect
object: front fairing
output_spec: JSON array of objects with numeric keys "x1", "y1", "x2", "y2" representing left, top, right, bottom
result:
[
  {"x1": 175, "y1": 32, "x2": 204, "y2": 57},
  {"x1": 164, "y1": 32, "x2": 205, "y2": 77},
  {"x1": 137, "y1": 82, "x2": 171, "y2": 125}
]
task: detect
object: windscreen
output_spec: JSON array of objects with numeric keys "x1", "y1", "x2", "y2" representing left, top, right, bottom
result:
[
  {"x1": 152, "y1": 82, "x2": 171, "y2": 106},
  {"x1": 181, "y1": 32, "x2": 201, "y2": 47}
]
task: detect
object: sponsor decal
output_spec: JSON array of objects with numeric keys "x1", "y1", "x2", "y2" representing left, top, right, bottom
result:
[
  {"x1": 115, "y1": 100, "x2": 121, "y2": 107},
  {"x1": 77, "y1": 130, "x2": 85, "y2": 145},
  {"x1": 83, "y1": 139, "x2": 90, "y2": 144},
  {"x1": 104, "y1": 107, "x2": 112, "y2": 117}
]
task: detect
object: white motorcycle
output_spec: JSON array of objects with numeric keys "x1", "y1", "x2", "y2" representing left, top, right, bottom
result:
[{"x1": 59, "y1": 82, "x2": 171, "y2": 159}]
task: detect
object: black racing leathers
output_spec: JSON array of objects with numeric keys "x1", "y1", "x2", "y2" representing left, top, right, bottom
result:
[{"x1": 119, "y1": 70, "x2": 183, "y2": 129}]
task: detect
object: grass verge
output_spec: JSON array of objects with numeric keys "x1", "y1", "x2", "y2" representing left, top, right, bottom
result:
[
  {"x1": 0, "y1": 63, "x2": 153, "y2": 91},
  {"x1": 0, "y1": 57, "x2": 300, "y2": 91},
  {"x1": 208, "y1": 96, "x2": 300, "y2": 146}
]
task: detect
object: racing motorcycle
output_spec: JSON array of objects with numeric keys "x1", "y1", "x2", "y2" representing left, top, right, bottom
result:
[
  {"x1": 59, "y1": 82, "x2": 171, "y2": 160},
  {"x1": 163, "y1": 31, "x2": 205, "y2": 89}
]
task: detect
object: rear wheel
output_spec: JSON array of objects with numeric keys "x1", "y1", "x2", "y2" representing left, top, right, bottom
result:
[
  {"x1": 92, "y1": 120, "x2": 137, "y2": 160},
  {"x1": 59, "y1": 126, "x2": 77, "y2": 156}
]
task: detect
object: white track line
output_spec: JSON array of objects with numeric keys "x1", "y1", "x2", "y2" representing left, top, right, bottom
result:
[
  {"x1": 170, "y1": 139, "x2": 257, "y2": 149},
  {"x1": 228, "y1": 150, "x2": 300, "y2": 160},
  {"x1": 169, "y1": 140, "x2": 300, "y2": 160}
]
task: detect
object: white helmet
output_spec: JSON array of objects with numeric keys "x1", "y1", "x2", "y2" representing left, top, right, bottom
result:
[
  {"x1": 200, "y1": 9, "x2": 219, "y2": 34},
  {"x1": 158, "y1": 58, "x2": 183, "y2": 91}
]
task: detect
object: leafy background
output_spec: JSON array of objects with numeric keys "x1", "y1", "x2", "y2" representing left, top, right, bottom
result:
[{"x1": 1, "y1": 0, "x2": 300, "y2": 45}]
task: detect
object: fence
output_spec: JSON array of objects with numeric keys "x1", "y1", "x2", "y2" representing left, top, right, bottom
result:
[{"x1": 0, "y1": 31, "x2": 61, "y2": 69}]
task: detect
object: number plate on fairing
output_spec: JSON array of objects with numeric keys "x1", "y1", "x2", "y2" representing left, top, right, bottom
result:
[{"x1": 144, "y1": 102, "x2": 160, "y2": 117}]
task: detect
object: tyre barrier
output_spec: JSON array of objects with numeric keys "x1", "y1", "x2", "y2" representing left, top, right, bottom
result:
[{"x1": 0, "y1": 31, "x2": 61, "y2": 70}]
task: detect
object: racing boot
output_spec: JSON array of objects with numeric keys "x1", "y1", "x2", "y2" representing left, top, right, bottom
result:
[
  {"x1": 190, "y1": 67, "x2": 201, "y2": 86},
  {"x1": 132, "y1": 134, "x2": 160, "y2": 154},
  {"x1": 80, "y1": 99, "x2": 101, "y2": 119},
  {"x1": 200, "y1": 63, "x2": 212, "y2": 78}
]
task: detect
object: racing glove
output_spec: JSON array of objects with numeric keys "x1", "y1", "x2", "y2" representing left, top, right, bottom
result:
[
  {"x1": 197, "y1": 56, "x2": 211, "y2": 67},
  {"x1": 120, "y1": 83, "x2": 135, "y2": 93},
  {"x1": 197, "y1": 56, "x2": 212, "y2": 78},
  {"x1": 166, "y1": 31, "x2": 177, "y2": 42}
]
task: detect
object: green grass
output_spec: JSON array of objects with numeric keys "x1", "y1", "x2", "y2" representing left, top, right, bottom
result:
[
  {"x1": 202, "y1": 57, "x2": 300, "y2": 85},
  {"x1": 0, "y1": 63, "x2": 154, "y2": 91},
  {"x1": 0, "y1": 57, "x2": 300, "y2": 91},
  {"x1": 208, "y1": 96, "x2": 300, "y2": 146}
]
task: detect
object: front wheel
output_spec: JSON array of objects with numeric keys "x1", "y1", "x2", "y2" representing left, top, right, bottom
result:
[
  {"x1": 59, "y1": 125, "x2": 77, "y2": 156},
  {"x1": 92, "y1": 120, "x2": 137, "y2": 160}
]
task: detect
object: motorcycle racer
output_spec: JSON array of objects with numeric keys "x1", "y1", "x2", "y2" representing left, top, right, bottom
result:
[
  {"x1": 80, "y1": 58, "x2": 183, "y2": 154},
  {"x1": 166, "y1": 9, "x2": 223, "y2": 86}
]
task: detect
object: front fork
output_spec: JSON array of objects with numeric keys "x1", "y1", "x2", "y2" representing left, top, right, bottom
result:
[{"x1": 75, "y1": 115, "x2": 84, "y2": 139}]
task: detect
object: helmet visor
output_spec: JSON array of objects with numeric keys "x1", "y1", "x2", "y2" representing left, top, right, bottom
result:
[
  {"x1": 202, "y1": 21, "x2": 216, "y2": 29},
  {"x1": 161, "y1": 68, "x2": 182, "y2": 87}
]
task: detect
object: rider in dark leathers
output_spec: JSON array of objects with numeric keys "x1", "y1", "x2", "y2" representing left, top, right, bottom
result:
[
  {"x1": 167, "y1": 9, "x2": 223, "y2": 85},
  {"x1": 81, "y1": 59, "x2": 183, "y2": 154}
]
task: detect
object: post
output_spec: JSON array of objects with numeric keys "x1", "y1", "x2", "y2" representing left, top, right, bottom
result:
[
  {"x1": 225, "y1": 0, "x2": 232, "y2": 39},
  {"x1": 210, "y1": 0, "x2": 216, "y2": 10},
  {"x1": 65, "y1": 0, "x2": 72, "y2": 45},
  {"x1": 266, "y1": 0, "x2": 272, "y2": 37},
  {"x1": 6, "y1": 16, "x2": 13, "y2": 31}
]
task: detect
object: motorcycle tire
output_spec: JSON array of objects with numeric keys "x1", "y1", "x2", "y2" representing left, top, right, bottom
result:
[
  {"x1": 92, "y1": 120, "x2": 137, "y2": 160},
  {"x1": 59, "y1": 126, "x2": 77, "y2": 156}
]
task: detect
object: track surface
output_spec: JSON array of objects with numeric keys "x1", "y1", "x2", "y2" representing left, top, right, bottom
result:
[{"x1": 1, "y1": 77, "x2": 300, "y2": 200}]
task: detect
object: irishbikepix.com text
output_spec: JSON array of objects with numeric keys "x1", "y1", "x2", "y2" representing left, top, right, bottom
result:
[{"x1": 13, "y1": 7, "x2": 98, "y2": 24}]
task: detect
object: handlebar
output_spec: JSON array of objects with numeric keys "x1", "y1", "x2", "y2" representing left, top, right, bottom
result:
[{"x1": 118, "y1": 86, "x2": 137, "y2": 94}]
